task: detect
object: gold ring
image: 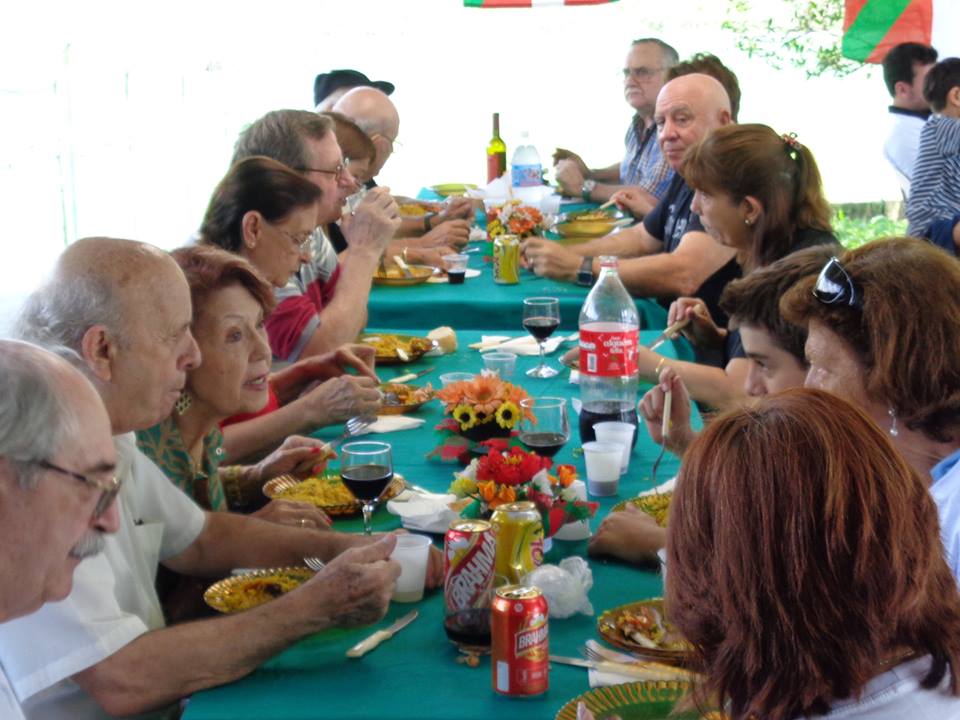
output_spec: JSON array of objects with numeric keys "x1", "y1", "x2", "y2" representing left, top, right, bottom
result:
[{"x1": 300, "y1": 518, "x2": 308, "y2": 528}]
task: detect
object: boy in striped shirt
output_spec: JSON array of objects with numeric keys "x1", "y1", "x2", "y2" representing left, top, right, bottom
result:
[{"x1": 907, "y1": 58, "x2": 960, "y2": 255}]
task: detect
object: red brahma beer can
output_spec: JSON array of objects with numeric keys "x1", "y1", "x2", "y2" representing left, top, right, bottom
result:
[
  {"x1": 444, "y1": 520, "x2": 497, "y2": 653},
  {"x1": 491, "y1": 585, "x2": 549, "y2": 696}
]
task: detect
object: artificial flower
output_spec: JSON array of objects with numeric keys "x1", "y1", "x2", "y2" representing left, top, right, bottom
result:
[
  {"x1": 449, "y1": 474, "x2": 478, "y2": 497},
  {"x1": 495, "y1": 401, "x2": 520, "y2": 429},
  {"x1": 477, "y1": 480, "x2": 497, "y2": 503},
  {"x1": 464, "y1": 375, "x2": 505, "y2": 416},
  {"x1": 453, "y1": 404, "x2": 478, "y2": 430},
  {"x1": 556, "y1": 464, "x2": 577, "y2": 488},
  {"x1": 491, "y1": 484, "x2": 516, "y2": 508}
]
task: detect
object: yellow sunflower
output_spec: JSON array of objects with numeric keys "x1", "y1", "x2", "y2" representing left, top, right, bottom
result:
[
  {"x1": 453, "y1": 404, "x2": 478, "y2": 430},
  {"x1": 495, "y1": 401, "x2": 521, "y2": 429}
]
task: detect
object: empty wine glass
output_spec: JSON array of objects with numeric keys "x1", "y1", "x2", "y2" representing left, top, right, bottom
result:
[
  {"x1": 518, "y1": 397, "x2": 570, "y2": 457},
  {"x1": 522, "y1": 297, "x2": 560, "y2": 378},
  {"x1": 340, "y1": 441, "x2": 393, "y2": 535}
]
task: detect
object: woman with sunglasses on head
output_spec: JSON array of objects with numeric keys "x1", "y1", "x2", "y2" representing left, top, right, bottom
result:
[
  {"x1": 628, "y1": 125, "x2": 837, "y2": 409},
  {"x1": 199, "y1": 157, "x2": 382, "y2": 463},
  {"x1": 664, "y1": 389, "x2": 960, "y2": 719},
  {"x1": 781, "y1": 237, "x2": 960, "y2": 581}
]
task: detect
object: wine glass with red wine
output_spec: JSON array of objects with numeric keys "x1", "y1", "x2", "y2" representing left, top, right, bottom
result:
[
  {"x1": 340, "y1": 441, "x2": 393, "y2": 535},
  {"x1": 522, "y1": 296, "x2": 560, "y2": 378},
  {"x1": 519, "y1": 397, "x2": 570, "y2": 457}
]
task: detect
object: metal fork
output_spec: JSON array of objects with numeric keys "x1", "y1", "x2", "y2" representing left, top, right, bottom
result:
[
  {"x1": 329, "y1": 416, "x2": 376, "y2": 451},
  {"x1": 303, "y1": 556, "x2": 326, "y2": 572},
  {"x1": 582, "y1": 644, "x2": 641, "y2": 665}
]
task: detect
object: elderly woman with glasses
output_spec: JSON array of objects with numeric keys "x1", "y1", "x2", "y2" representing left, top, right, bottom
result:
[
  {"x1": 781, "y1": 237, "x2": 960, "y2": 580},
  {"x1": 199, "y1": 156, "x2": 382, "y2": 463},
  {"x1": 665, "y1": 389, "x2": 960, "y2": 719}
]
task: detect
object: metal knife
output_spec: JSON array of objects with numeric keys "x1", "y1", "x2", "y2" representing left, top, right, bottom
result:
[
  {"x1": 548, "y1": 655, "x2": 686, "y2": 680},
  {"x1": 388, "y1": 366, "x2": 435, "y2": 384},
  {"x1": 346, "y1": 610, "x2": 418, "y2": 658}
]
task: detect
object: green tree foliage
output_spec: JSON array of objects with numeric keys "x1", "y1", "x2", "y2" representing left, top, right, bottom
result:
[{"x1": 723, "y1": 0, "x2": 864, "y2": 78}]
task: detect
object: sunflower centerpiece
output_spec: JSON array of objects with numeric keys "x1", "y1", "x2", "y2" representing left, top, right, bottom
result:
[{"x1": 428, "y1": 372, "x2": 533, "y2": 463}]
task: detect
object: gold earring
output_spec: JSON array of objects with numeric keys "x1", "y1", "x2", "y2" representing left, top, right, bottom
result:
[
  {"x1": 744, "y1": 218, "x2": 753, "y2": 226},
  {"x1": 175, "y1": 391, "x2": 192, "y2": 416}
]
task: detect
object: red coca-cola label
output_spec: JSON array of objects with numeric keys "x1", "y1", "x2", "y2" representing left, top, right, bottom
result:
[{"x1": 579, "y1": 322, "x2": 639, "y2": 376}]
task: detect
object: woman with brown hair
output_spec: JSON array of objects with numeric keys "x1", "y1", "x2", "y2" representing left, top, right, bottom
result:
[
  {"x1": 780, "y1": 236, "x2": 960, "y2": 580},
  {"x1": 200, "y1": 156, "x2": 382, "y2": 463},
  {"x1": 667, "y1": 388, "x2": 960, "y2": 718},
  {"x1": 632, "y1": 125, "x2": 837, "y2": 409}
]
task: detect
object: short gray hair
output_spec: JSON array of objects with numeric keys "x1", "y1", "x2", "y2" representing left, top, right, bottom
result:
[
  {"x1": 14, "y1": 272, "x2": 126, "y2": 354},
  {"x1": 231, "y1": 110, "x2": 334, "y2": 169},
  {"x1": 0, "y1": 341, "x2": 83, "y2": 488},
  {"x1": 632, "y1": 38, "x2": 679, "y2": 69}
]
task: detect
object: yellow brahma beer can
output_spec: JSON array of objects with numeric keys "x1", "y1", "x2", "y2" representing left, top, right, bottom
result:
[
  {"x1": 491, "y1": 584, "x2": 549, "y2": 696},
  {"x1": 493, "y1": 234, "x2": 520, "y2": 284},
  {"x1": 490, "y1": 501, "x2": 543, "y2": 586}
]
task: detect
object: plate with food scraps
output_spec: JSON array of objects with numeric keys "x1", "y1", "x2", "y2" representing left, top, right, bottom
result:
[
  {"x1": 554, "y1": 680, "x2": 701, "y2": 720},
  {"x1": 372, "y1": 265, "x2": 438, "y2": 287},
  {"x1": 597, "y1": 598, "x2": 692, "y2": 664},
  {"x1": 612, "y1": 492, "x2": 673, "y2": 527},
  {"x1": 263, "y1": 472, "x2": 406, "y2": 515},
  {"x1": 430, "y1": 183, "x2": 477, "y2": 197},
  {"x1": 204, "y1": 566, "x2": 314, "y2": 614},
  {"x1": 379, "y1": 382, "x2": 435, "y2": 415},
  {"x1": 358, "y1": 333, "x2": 435, "y2": 364},
  {"x1": 399, "y1": 201, "x2": 442, "y2": 217}
]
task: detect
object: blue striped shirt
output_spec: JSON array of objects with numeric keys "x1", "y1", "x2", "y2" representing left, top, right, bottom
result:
[
  {"x1": 620, "y1": 116, "x2": 674, "y2": 200},
  {"x1": 906, "y1": 114, "x2": 960, "y2": 237}
]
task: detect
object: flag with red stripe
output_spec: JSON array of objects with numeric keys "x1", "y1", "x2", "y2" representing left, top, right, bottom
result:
[
  {"x1": 464, "y1": 0, "x2": 617, "y2": 7},
  {"x1": 842, "y1": 0, "x2": 932, "y2": 63}
]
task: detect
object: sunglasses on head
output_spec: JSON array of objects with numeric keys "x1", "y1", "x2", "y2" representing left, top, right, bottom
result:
[{"x1": 812, "y1": 257, "x2": 861, "y2": 309}]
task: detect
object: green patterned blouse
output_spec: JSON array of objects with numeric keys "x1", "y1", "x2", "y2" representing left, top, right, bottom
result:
[{"x1": 136, "y1": 415, "x2": 228, "y2": 511}]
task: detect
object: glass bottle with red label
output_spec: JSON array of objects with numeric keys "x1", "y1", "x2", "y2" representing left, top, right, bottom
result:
[{"x1": 577, "y1": 256, "x2": 640, "y2": 447}]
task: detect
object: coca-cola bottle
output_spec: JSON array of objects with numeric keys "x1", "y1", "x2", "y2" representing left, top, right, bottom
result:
[{"x1": 578, "y1": 256, "x2": 640, "y2": 447}]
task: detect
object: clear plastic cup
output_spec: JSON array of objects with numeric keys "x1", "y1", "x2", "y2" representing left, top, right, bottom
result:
[
  {"x1": 593, "y1": 421, "x2": 635, "y2": 474},
  {"x1": 582, "y1": 441, "x2": 622, "y2": 496},
  {"x1": 443, "y1": 254, "x2": 469, "y2": 285},
  {"x1": 439, "y1": 372, "x2": 475, "y2": 387},
  {"x1": 483, "y1": 351, "x2": 517, "y2": 378},
  {"x1": 390, "y1": 534, "x2": 432, "y2": 603}
]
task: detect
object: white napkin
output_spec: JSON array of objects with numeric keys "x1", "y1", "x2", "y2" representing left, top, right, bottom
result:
[
  {"x1": 638, "y1": 476, "x2": 677, "y2": 496},
  {"x1": 468, "y1": 227, "x2": 487, "y2": 242},
  {"x1": 426, "y1": 268, "x2": 482, "y2": 284},
  {"x1": 478, "y1": 335, "x2": 563, "y2": 356},
  {"x1": 354, "y1": 415, "x2": 426, "y2": 435},
  {"x1": 386, "y1": 490, "x2": 460, "y2": 533}
]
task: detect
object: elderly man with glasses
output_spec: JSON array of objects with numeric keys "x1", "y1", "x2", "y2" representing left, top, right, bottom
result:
[
  {"x1": 232, "y1": 109, "x2": 402, "y2": 362},
  {"x1": 0, "y1": 238, "x2": 431, "y2": 720},
  {"x1": 553, "y1": 38, "x2": 678, "y2": 216},
  {"x1": 0, "y1": 340, "x2": 121, "y2": 719}
]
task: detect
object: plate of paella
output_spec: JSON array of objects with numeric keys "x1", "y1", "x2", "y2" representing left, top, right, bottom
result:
[
  {"x1": 379, "y1": 383, "x2": 435, "y2": 415},
  {"x1": 204, "y1": 566, "x2": 315, "y2": 614},
  {"x1": 611, "y1": 492, "x2": 673, "y2": 527},
  {"x1": 263, "y1": 472, "x2": 406, "y2": 515},
  {"x1": 359, "y1": 333, "x2": 435, "y2": 364},
  {"x1": 597, "y1": 598, "x2": 692, "y2": 664}
]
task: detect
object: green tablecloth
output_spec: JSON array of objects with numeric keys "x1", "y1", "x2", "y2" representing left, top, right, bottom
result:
[
  {"x1": 182, "y1": 329, "x2": 699, "y2": 720},
  {"x1": 367, "y1": 260, "x2": 667, "y2": 332}
]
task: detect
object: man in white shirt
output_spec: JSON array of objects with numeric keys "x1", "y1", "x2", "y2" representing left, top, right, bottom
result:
[
  {"x1": 882, "y1": 42, "x2": 938, "y2": 196},
  {"x1": 0, "y1": 341, "x2": 122, "y2": 720},
  {"x1": 1, "y1": 237, "x2": 424, "y2": 719}
]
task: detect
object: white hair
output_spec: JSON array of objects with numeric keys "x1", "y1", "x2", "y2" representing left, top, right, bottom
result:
[{"x1": 0, "y1": 340, "x2": 83, "y2": 488}]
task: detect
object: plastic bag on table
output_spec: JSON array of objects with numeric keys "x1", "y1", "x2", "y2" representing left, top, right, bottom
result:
[{"x1": 522, "y1": 556, "x2": 593, "y2": 618}]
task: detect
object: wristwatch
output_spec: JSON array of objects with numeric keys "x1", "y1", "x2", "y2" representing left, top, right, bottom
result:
[
  {"x1": 423, "y1": 212, "x2": 436, "y2": 232},
  {"x1": 576, "y1": 257, "x2": 594, "y2": 287},
  {"x1": 581, "y1": 179, "x2": 597, "y2": 201}
]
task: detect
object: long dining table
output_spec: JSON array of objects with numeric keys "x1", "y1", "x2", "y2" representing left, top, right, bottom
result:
[{"x1": 182, "y1": 329, "x2": 700, "y2": 720}]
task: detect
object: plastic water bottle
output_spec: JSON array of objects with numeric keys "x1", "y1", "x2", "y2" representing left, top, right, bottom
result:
[
  {"x1": 510, "y1": 131, "x2": 542, "y2": 203},
  {"x1": 578, "y1": 256, "x2": 640, "y2": 447}
]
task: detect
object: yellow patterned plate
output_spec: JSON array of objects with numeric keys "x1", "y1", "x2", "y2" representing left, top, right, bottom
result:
[
  {"x1": 379, "y1": 383, "x2": 435, "y2": 415},
  {"x1": 372, "y1": 265, "x2": 438, "y2": 286},
  {"x1": 358, "y1": 333, "x2": 435, "y2": 365},
  {"x1": 612, "y1": 492, "x2": 673, "y2": 527},
  {"x1": 263, "y1": 472, "x2": 406, "y2": 515},
  {"x1": 204, "y1": 567, "x2": 314, "y2": 614},
  {"x1": 597, "y1": 598, "x2": 693, "y2": 664},
  {"x1": 430, "y1": 183, "x2": 477, "y2": 197},
  {"x1": 554, "y1": 680, "x2": 698, "y2": 720}
]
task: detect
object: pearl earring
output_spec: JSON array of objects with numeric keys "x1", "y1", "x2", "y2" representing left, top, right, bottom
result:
[{"x1": 888, "y1": 407, "x2": 899, "y2": 437}]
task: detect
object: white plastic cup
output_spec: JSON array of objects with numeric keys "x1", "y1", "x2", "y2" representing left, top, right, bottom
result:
[
  {"x1": 582, "y1": 441, "x2": 622, "y2": 496},
  {"x1": 593, "y1": 421, "x2": 635, "y2": 474},
  {"x1": 483, "y1": 351, "x2": 517, "y2": 378},
  {"x1": 390, "y1": 534, "x2": 432, "y2": 603}
]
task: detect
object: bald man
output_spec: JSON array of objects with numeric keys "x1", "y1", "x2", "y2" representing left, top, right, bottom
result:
[
  {"x1": 522, "y1": 73, "x2": 739, "y2": 333},
  {"x1": 0, "y1": 238, "x2": 416, "y2": 719},
  {"x1": 334, "y1": 87, "x2": 474, "y2": 250}
]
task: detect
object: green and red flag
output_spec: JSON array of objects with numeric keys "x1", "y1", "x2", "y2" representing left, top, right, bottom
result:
[
  {"x1": 464, "y1": 0, "x2": 617, "y2": 6},
  {"x1": 842, "y1": 0, "x2": 932, "y2": 63}
]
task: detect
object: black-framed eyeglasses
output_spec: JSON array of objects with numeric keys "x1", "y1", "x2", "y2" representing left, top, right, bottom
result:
[
  {"x1": 622, "y1": 66, "x2": 663, "y2": 81},
  {"x1": 812, "y1": 256, "x2": 861, "y2": 308},
  {"x1": 296, "y1": 162, "x2": 344, "y2": 182},
  {"x1": 36, "y1": 460, "x2": 121, "y2": 518}
]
